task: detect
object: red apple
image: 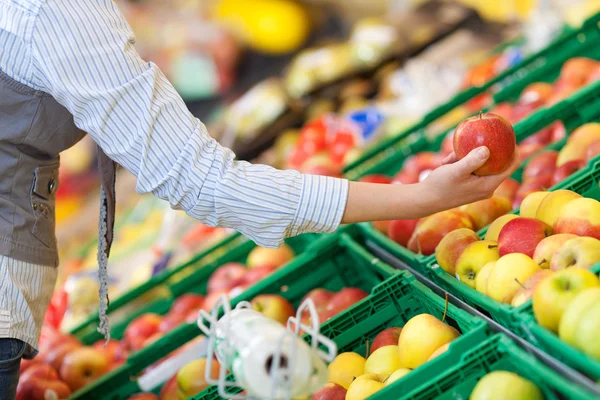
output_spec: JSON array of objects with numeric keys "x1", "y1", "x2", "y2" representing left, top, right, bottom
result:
[
  {"x1": 489, "y1": 102, "x2": 515, "y2": 122},
  {"x1": 560, "y1": 57, "x2": 598, "y2": 87},
  {"x1": 93, "y1": 339, "x2": 128, "y2": 363},
  {"x1": 512, "y1": 180, "x2": 548, "y2": 209},
  {"x1": 359, "y1": 174, "x2": 392, "y2": 184},
  {"x1": 159, "y1": 375, "x2": 178, "y2": 400},
  {"x1": 142, "y1": 332, "x2": 164, "y2": 347},
  {"x1": 550, "y1": 121, "x2": 567, "y2": 142},
  {"x1": 401, "y1": 152, "x2": 442, "y2": 176},
  {"x1": 20, "y1": 364, "x2": 59, "y2": 381},
  {"x1": 518, "y1": 82, "x2": 554, "y2": 106},
  {"x1": 59, "y1": 347, "x2": 109, "y2": 391},
  {"x1": 157, "y1": 312, "x2": 186, "y2": 333},
  {"x1": 453, "y1": 112, "x2": 516, "y2": 175},
  {"x1": 586, "y1": 141, "x2": 600, "y2": 162},
  {"x1": 239, "y1": 265, "x2": 278, "y2": 287},
  {"x1": 494, "y1": 178, "x2": 520, "y2": 202},
  {"x1": 387, "y1": 219, "x2": 419, "y2": 247},
  {"x1": 44, "y1": 341, "x2": 82, "y2": 372},
  {"x1": 20, "y1": 359, "x2": 40, "y2": 374},
  {"x1": 522, "y1": 151, "x2": 558, "y2": 181},
  {"x1": 300, "y1": 288, "x2": 334, "y2": 313},
  {"x1": 312, "y1": 382, "x2": 347, "y2": 400},
  {"x1": 520, "y1": 127, "x2": 553, "y2": 146},
  {"x1": 370, "y1": 327, "x2": 402, "y2": 354},
  {"x1": 552, "y1": 159, "x2": 585, "y2": 185},
  {"x1": 251, "y1": 294, "x2": 295, "y2": 325},
  {"x1": 518, "y1": 143, "x2": 544, "y2": 161},
  {"x1": 124, "y1": 313, "x2": 163, "y2": 352},
  {"x1": 170, "y1": 293, "x2": 205, "y2": 315},
  {"x1": 325, "y1": 288, "x2": 368, "y2": 315},
  {"x1": 17, "y1": 378, "x2": 71, "y2": 400},
  {"x1": 512, "y1": 101, "x2": 542, "y2": 122},
  {"x1": 498, "y1": 217, "x2": 553, "y2": 257},
  {"x1": 408, "y1": 209, "x2": 474, "y2": 255},
  {"x1": 207, "y1": 263, "x2": 247, "y2": 294}
]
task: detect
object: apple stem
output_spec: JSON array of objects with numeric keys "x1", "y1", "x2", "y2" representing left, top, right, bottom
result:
[
  {"x1": 488, "y1": 245, "x2": 498, "y2": 249},
  {"x1": 539, "y1": 259, "x2": 546, "y2": 266},
  {"x1": 514, "y1": 278, "x2": 526, "y2": 289},
  {"x1": 366, "y1": 339, "x2": 371, "y2": 358},
  {"x1": 442, "y1": 293, "x2": 449, "y2": 323},
  {"x1": 479, "y1": 111, "x2": 483, "y2": 120}
]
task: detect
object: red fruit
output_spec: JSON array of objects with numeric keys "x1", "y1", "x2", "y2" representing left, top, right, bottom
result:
[
  {"x1": 159, "y1": 375, "x2": 178, "y2": 400},
  {"x1": 522, "y1": 151, "x2": 558, "y2": 181},
  {"x1": 520, "y1": 127, "x2": 553, "y2": 146},
  {"x1": 587, "y1": 64, "x2": 600, "y2": 84},
  {"x1": 288, "y1": 147, "x2": 310, "y2": 169},
  {"x1": 239, "y1": 265, "x2": 278, "y2": 287},
  {"x1": 512, "y1": 181, "x2": 546, "y2": 209},
  {"x1": 489, "y1": 102, "x2": 515, "y2": 122},
  {"x1": 371, "y1": 327, "x2": 403, "y2": 354},
  {"x1": 17, "y1": 378, "x2": 71, "y2": 400},
  {"x1": 550, "y1": 121, "x2": 567, "y2": 143},
  {"x1": 387, "y1": 219, "x2": 419, "y2": 247},
  {"x1": 312, "y1": 382, "x2": 347, "y2": 400},
  {"x1": 170, "y1": 294, "x2": 205, "y2": 315},
  {"x1": 498, "y1": 217, "x2": 553, "y2": 257},
  {"x1": 401, "y1": 152, "x2": 442, "y2": 176},
  {"x1": 585, "y1": 141, "x2": 600, "y2": 162},
  {"x1": 20, "y1": 364, "x2": 59, "y2": 381},
  {"x1": 325, "y1": 288, "x2": 368, "y2": 315},
  {"x1": 93, "y1": 339, "x2": 128, "y2": 363},
  {"x1": 552, "y1": 159, "x2": 585, "y2": 185},
  {"x1": 300, "y1": 288, "x2": 334, "y2": 313},
  {"x1": 20, "y1": 359, "x2": 40, "y2": 374},
  {"x1": 453, "y1": 112, "x2": 516, "y2": 175},
  {"x1": 440, "y1": 132, "x2": 454, "y2": 157},
  {"x1": 518, "y1": 143, "x2": 544, "y2": 162},
  {"x1": 158, "y1": 313, "x2": 186, "y2": 333},
  {"x1": 202, "y1": 290, "x2": 228, "y2": 312},
  {"x1": 207, "y1": 263, "x2": 247, "y2": 294},
  {"x1": 127, "y1": 394, "x2": 159, "y2": 400},
  {"x1": 124, "y1": 313, "x2": 163, "y2": 352},
  {"x1": 518, "y1": 82, "x2": 554, "y2": 106},
  {"x1": 44, "y1": 342, "x2": 82, "y2": 372},
  {"x1": 359, "y1": 174, "x2": 393, "y2": 184},
  {"x1": 494, "y1": 178, "x2": 520, "y2": 202},
  {"x1": 560, "y1": 57, "x2": 598, "y2": 87}
]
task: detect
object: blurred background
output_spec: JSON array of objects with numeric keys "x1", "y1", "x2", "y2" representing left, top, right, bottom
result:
[{"x1": 52, "y1": 0, "x2": 600, "y2": 332}]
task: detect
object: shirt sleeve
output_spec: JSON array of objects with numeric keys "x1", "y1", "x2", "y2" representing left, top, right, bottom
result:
[{"x1": 28, "y1": 0, "x2": 348, "y2": 248}]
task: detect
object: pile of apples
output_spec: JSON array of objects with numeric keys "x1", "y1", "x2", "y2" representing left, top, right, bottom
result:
[
  {"x1": 313, "y1": 313, "x2": 461, "y2": 400},
  {"x1": 435, "y1": 188, "x2": 600, "y2": 307}
]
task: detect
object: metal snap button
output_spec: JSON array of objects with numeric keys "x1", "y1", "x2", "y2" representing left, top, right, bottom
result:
[
  {"x1": 33, "y1": 203, "x2": 38, "y2": 210},
  {"x1": 48, "y1": 178, "x2": 56, "y2": 195}
]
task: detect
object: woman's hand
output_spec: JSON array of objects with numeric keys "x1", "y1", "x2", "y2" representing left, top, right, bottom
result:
[{"x1": 422, "y1": 146, "x2": 520, "y2": 211}]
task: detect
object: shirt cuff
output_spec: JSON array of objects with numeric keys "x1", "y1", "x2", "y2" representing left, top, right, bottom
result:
[{"x1": 287, "y1": 174, "x2": 349, "y2": 238}]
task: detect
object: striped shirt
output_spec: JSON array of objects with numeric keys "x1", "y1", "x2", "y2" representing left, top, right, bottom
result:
[{"x1": 0, "y1": 0, "x2": 349, "y2": 350}]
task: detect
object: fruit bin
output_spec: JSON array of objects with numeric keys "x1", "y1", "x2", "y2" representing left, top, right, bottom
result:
[
  {"x1": 193, "y1": 267, "x2": 491, "y2": 400},
  {"x1": 70, "y1": 231, "x2": 316, "y2": 345},
  {"x1": 371, "y1": 333, "x2": 598, "y2": 400},
  {"x1": 515, "y1": 262, "x2": 600, "y2": 381},
  {"x1": 343, "y1": 10, "x2": 600, "y2": 182},
  {"x1": 424, "y1": 154, "x2": 600, "y2": 332},
  {"x1": 69, "y1": 225, "x2": 398, "y2": 399}
]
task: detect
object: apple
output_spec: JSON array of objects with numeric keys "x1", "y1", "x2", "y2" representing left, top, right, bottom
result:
[
  {"x1": 246, "y1": 244, "x2": 295, "y2": 269},
  {"x1": 512, "y1": 180, "x2": 546, "y2": 209},
  {"x1": 475, "y1": 261, "x2": 495, "y2": 295},
  {"x1": 559, "y1": 57, "x2": 598, "y2": 87},
  {"x1": 397, "y1": 314, "x2": 459, "y2": 369},
  {"x1": 533, "y1": 234, "x2": 578, "y2": 268},
  {"x1": 559, "y1": 287, "x2": 600, "y2": 345},
  {"x1": 59, "y1": 347, "x2": 110, "y2": 391},
  {"x1": 157, "y1": 312, "x2": 186, "y2": 333},
  {"x1": 533, "y1": 268, "x2": 599, "y2": 332},
  {"x1": 159, "y1": 375, "x2": 178, "y2": 400},
  {"x1": 587, "y1": 64, "x2": 600, "y2": 84},
  {"x1": 17, "y1": 378, "x2": 72, "y2": 400},
  {"x1": 497, "y1": 217, "x2": 553, "y2": 258},
  {"x1": 300, "y1": 288, "x2": 333, "y2": 314},
  {"x1": 519, "y1": 191, "x2": 549, "y2": 219},
  {"x1": 522, "y1": 151, "x2": 558, "y2": 181},
  {"x1": 359, "y1": 174, "x2": 392, "y2": 184},
  {"x1": 554, "y1": 198, "x2": 600, "y2": 239},
  {"x1": 487, "y1": 254, "x2": 541, "y2": 304},
  {"x1": 427, "y1": 342, "x2": 450, "y2": 361},
  {"x1": 440, "y1": 132, "x2": 454, "y2": 156},
  {"x1": 202, "y1": 290, "x2": 228, "y2": 312},
  {"x1": 385, "y1": 368, "x2": 411, "y2": 386},
  {"x1": 493, "y1": 178, "x2": 520, "y2": 202},
  {"x1": 573, "y1": 300, "x2": 600, "y2": 360},
  {"x1": 518, "y1": 82, "x2": 554, "y2": 106},
  {"x1": 251, "y1": 294, "x2": 295, "y2": 325},
  {"x1": 470, "y1": 371, "x2": 543, "y2": 400},
  {"x1": 19, "y1": 359, "x2": 40, "y2": 374},
  {"x1": 511, "y1": 270, "x2": 554, "y2": 307},
  {"x1": 570, "y1": 123, "x2": 600, "y2": 146},
  {"x1": 455, "y1": 240, "x2": 499, "y2": 288},
  {"x1": 512, "y1": 101, "x2": 542, "y2": 123},
  {"x1": 346, "y1": 373, "x2": 385, "y2": 400},
  {"x1": 176, "y1": 358, "x2": 220, "y2": 398},
  {"x1": 142, "y1": 332, "x2": 164, "y2": 347},
  {"x1": 127, "y1": 394, "x2": 159, "y2": 400},
  {"x1": 370, "y1": 327, "x2": 402, "y2": 355},
  {"x1": 453, "y1": 112, "x2": 516, "y2": 176},
  {"x1": 517, "y1": 143, "x2": 544, "y2": 162},
  {"x1": 327, "y1": 352, "x2": 366, "y2": 389},
  {"x1": 325, "y1": 288, "x2": 368, "y2": 315},
  {"x1": 401, "y1": 152, "x2": 442, "y2": 177},
  {"x1": 20, "y1": 363, "x2": 59, "y2": 381},
  {"x1": 520, "y1": 127, "x2": 553, "y2": 146},
  {"x1": 364, "y1": 345, "x2": 401, "y2": 376},
  {"x1": 489, "y1": 102, "x2": 514, "y2": 121},
  {"x1": 387, "y1": 219, "x2": 419, "y2": 247},
  {"x1": 92, "y1": 339, "x2": 127, "y2": 363},
  {"x1": 435, "y1": 228, "x2": 480, "y2": 275},
  {"x1": 312, "y1": 382, "x2": 347, "y2": 400},
  {"x1": 44, "y1": 341, "x2": 82, "y2": 372},
  {"x1": 586, "y1": 140, "x2": 600, "y2": 162},
  {"x1": 459, "y1": 196, "x2": 512, "y2": 231},
  {"x1": 170, "y1": 293, "x2": 204, "y2": 315},
  {"x1": 207, "y1": 263, "x2": 247, "y2": 294},
  {"x1": 550, "y1": 236, "x2": 600, "y2": 270},
  {"x1": 408, "y1": 210, "x2": 474, "y2": 255},
  {"x1": 239, "y1": 265, "x2": 278, "y2": 287},
  {"x1": 552, "y1": 159, "x2": 585, "y2": 185},
  {"x1": 550, "y1": 121, "x2": 567, "y2": 142},
  {"x1": 484, "y1": 214, "x2": 518, "y2": 242},
  {"x1": 535, "y1": 190, "x2": 582, "y2": 228},
  {"x1": 124, "y1": 313, "x2": 163, "y2": 351}
]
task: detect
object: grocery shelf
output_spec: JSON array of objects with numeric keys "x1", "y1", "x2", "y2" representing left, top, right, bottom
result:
[{"x1": 69, "y1": 226, "x2": 396, "y2": 399}]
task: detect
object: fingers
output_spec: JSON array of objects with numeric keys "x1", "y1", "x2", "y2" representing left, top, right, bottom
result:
[
  {"x1": 453, "y1": 147, "x2": 490, "y2": 176},
  {"x1": 441, "y1": 152, "x2": 457, "y2": 165}
]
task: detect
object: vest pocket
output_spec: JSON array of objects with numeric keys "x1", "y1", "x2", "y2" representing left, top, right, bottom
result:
[{"x1": 30, "y1": 164, "x2": 59, "y2": 248}]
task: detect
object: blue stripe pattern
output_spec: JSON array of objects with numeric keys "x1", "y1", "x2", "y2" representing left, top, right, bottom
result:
[{"x1": 0, "y1": 0, "x2": 349, "y2": 349}]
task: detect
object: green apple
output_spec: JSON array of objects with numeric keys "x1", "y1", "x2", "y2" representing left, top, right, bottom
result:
[
  {"x1": 470, "y1": 371, "x2": 543, "y2": 400},
  {"x1": 456, "y1": 240, "x2": 499, "y2": 288},
  {"x1": 559, "y1": 287, "x2": 600, "y2": 346}
]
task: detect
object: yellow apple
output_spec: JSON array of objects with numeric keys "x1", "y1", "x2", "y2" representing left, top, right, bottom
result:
[
  {"x1": 384, "y1": 368, "x2": 411, "y2": 387},
  {"x1": 328, "y1": 352, "x2": 366, "y2": 389},
  {"x1": 554, "y1": 198, "x2": 600, "y2": 239},
  {"x1": 346, "y1": 373, "x2": 385, "y2": 400},
  {"x1": 533, "y1": 268, "x2": 599, "y2": 333},
  {"x1": 559, "y1": 287, "x2": 600, "y2": 345},
  {"x1": 573, "y1": 300, "x2": 600, "y2": 360},
  {"x1": 475, "y1": 261, "x2": 495, "y2": 295},
  {"x1": 397, "y1": 314, "x2": 459, "y2": 369},
  {"x1": 550, "y1": 236, "x2": 600, "y2": 270},
  {"x1": 535, "y1": 190, "x2": 582, "y2": 228},
  {"x1": 460, "y1": 196, "x2": 512, "y2": 231},
  {"x1": 487, "y1": 254, "x2": 541, "y2": 304},
  {"x1": 484, "y1": 214, "x2": 518, "y2": 242},
  {"x1": 470, "y1": 371, "x2": 543, "y2": 400},
  {"x1": 520, "y1": 191, "x2": 549, "y2": 218},
  {"x1": 436, "y1": 228, "x2": 480, "y2": 275},
  {"x1": 455, "y1": 240, "x2": 499, "y2": 288},
  {"x1": 364, "y1": 345, "x2": 401, "y2": 377},
  {"x1": 427, "y1": 342, "x2": 450, "y2": 361},
  {"x1": 533, "y1": 234, "x2": 578, "y2": 269}
]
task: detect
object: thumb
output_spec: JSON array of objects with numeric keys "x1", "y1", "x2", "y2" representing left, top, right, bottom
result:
[{"x1": 455, "y1": 147, "x2": 490, "y2": 175}]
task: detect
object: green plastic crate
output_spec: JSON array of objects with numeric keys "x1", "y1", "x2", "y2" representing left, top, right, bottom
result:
[
  {"x1": 194, "y1": 269, "x2": 490, "y2": 400},
  {"x1": 72, "y1": 232, "x2": 317, "y2": 345},
  {"x1": 69, "y1": 226, "x2": 397, "y2": 399},
  {"x1": 344, "y1": 11, "x2": 600, "y2": 181},
  {"x1": 515, "y1": 262, "x2": 600, "y2": 381},
  {"x1": 372, "y1": 333, "x2": 598, "y2": 400},
  {"x1": 426, "y1": 156, "x2": 600, "y2": 332}
]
